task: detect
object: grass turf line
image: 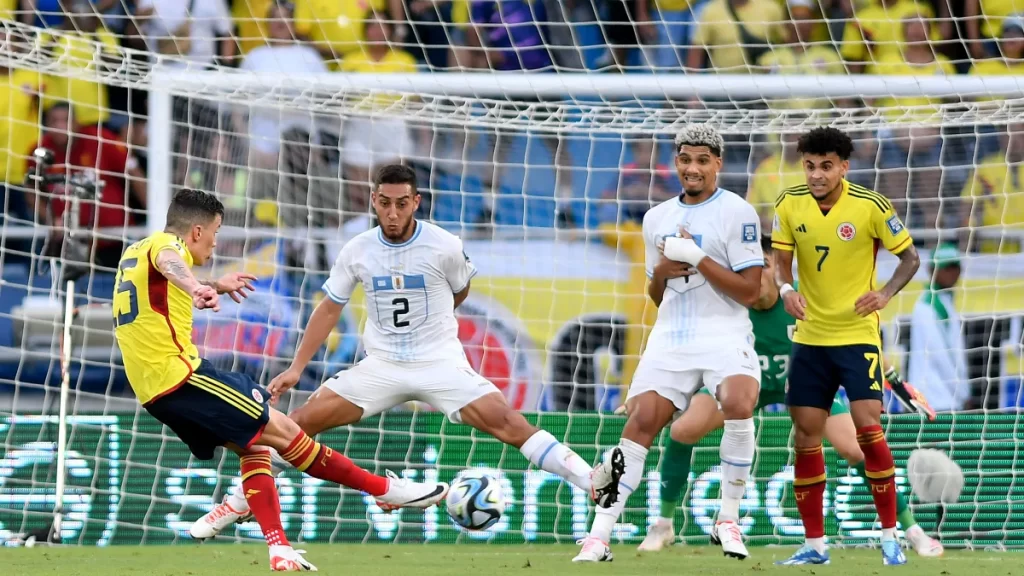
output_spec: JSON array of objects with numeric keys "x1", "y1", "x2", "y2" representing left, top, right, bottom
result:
[{"x1": 7, "y1": 545, "x2": 1009, "y2": 576}]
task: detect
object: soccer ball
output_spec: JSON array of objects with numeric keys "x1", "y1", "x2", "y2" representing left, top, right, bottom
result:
[
  {"x1": 446, "y1": 470, "x2": 505, "y2": 531},
  {"x1": 907, "y1": 449, "x2": 964, "y2": 504}
]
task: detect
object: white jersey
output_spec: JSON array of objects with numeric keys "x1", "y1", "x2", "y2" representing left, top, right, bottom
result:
[
  {"x1": 642, "y1": 189, "x2": 764, "y2": 359},
  {"x1": 323, "y1": 221, "x2": 477, "y2": 362}
]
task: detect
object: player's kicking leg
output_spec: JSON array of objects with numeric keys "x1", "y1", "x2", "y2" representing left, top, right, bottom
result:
[
  {"x1": 457, "y1": 391, "x2": 625, "y2": 506},
  {"x1": 639, "y1": 391, "x2": 724, "y2": 552},
  {"x1": 191, "y1": 370, "x2": 448, "y2": 540},
  {"x1": 570, "y1": 389, "x2": 677, "y2": 562},
  {"x1": 823, "y1": 403, "x2": 943, "y2": 557}
]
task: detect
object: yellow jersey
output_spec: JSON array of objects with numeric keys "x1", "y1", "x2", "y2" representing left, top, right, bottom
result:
[
  {"x1": 772, "y1": 180, "x2": 913, "y2": 347},
  {"x1": 0, "y1": 68, "x2": 43, "y2": 184},
  {"x1": 961, "y1": 152, "x2": 1024, "y2": 253},
  {"x1": 113, "y1": 232, "x2": 202, "y2": 404}
]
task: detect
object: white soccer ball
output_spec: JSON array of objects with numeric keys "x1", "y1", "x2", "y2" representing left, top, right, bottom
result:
[
  {"x1": 446, "y1": 470, "x2": 505, "y2": 531},
  {"x1": 907, "y1": 449, "x2": 964, "y2": 504}
]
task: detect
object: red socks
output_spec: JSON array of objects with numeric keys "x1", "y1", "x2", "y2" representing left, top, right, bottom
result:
[
  {"x1": 857, "y1": 425, "x2": 898, "y2": 529},
  {"x1": 281, "y1": 432, "x2": 389, "y2": 496},
  {"x1": 240, "y1": 452, "x2": 289, "y2": 547},
  {"x1": 793, "y1": 445, "x2": 826, "y2": 539}
]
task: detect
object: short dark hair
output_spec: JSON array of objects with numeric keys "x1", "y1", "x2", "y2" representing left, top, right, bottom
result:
[
  {"x1": 797, "y1": 127, "x2": 854, "y2": 161},
  {"x1": 373, "y1": 164, "x2": 418, "y2": 194},
  {"x1": 760, "y1": 234, "x2": 773, "y2": 254},
  {"x1": 165, "y1": 188, "x2": 224, "y2": 232},
  {"x1": 43, "y1": 101, "x2": 72, "y2": 125}
]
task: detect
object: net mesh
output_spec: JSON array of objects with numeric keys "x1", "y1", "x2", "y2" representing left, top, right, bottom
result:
[{"x1": 0, "y1": 5, "x2": 1022, "y2": 548}]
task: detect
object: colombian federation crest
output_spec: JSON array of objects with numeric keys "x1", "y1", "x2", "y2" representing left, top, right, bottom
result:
[
  {"x1": 837, "y1": 222, "x2": 856, "y2": 241},
  {"x1": 252, "y1": 388, "x2": 264, "y2": 403}
]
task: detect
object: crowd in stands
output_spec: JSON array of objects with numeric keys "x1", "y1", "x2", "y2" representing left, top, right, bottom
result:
[{"x1": 0, "y1": 0, "x2": 1021, "y2": 259}]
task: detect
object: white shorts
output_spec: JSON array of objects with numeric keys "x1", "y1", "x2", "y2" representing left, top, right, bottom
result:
[
  {"x1": 322, "y1": 355, "x2": 500, "y2": 423},
  {"x1": 626, "y1": 341, "x2": 761, "y2": 413}
]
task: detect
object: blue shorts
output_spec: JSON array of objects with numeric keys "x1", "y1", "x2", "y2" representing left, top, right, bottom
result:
[
  {"x1": 786, "y1": 343, "x2": 884, "y2": 410},
  {"x1": 145, "y1": 360, "x2": 271, "y2": 460}
]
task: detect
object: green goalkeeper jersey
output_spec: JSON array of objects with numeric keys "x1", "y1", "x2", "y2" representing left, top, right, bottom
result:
[{"x1": 751, "y1": 297, "x2": 795, "y2": 396}]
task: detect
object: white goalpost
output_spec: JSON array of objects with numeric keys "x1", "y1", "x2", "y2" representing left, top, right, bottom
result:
[{"x1": 0, "y1": 18, "x2": 1023, "y2": 548}]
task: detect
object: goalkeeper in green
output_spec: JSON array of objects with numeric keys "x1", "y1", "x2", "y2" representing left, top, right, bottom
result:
[{"x1": 638, "y1": 235, "x2": 944, "y2": 557}]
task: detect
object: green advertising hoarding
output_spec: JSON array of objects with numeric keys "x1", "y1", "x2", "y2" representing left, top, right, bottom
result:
[{"x1": 1, "y1": 411, "x2": 1020, "y2": 547}]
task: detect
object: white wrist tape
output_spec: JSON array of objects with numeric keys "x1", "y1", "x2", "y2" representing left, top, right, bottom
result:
[{"x1": 780, "y1": 283, "x2": 795, "y2": 297}]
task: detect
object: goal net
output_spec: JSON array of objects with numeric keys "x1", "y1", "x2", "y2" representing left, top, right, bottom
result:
[{"x1": 0, "y1": 16, "x2": 1022, "y2": 549}]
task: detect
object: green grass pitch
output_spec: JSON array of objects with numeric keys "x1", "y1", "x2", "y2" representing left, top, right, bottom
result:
[{"x1": 8, "y1": 545, "x2": 1022, "y2": 576}]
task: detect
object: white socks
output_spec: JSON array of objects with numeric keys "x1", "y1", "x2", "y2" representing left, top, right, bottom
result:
[
  {"x1": 719, "y1": 418, "x2": 755, "y2": 523},
  {"x1": 806, "y1": 537, "x2": 827, "y2": 553},
  {"x1": 520, "y1": 430, "x2": 594, "y2": 492},
  {"x1": 590, "y1": 438, "x2": 647, "y2": 542}
]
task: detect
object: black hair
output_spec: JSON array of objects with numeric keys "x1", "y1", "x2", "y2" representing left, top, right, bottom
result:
[
  {"x1": 760, "y1": 234, "x2": 773, "y2": 254},
  {"x1": 43, "y1": 101, "x2": 72, "y2": 125},
  {"x1": 268, "y1": 0, "x2": 294, "y2": 17},
  {"x1": 797, "y1": 127, "x2": 854, "y2": 161},
  {"x1": 373, "y1": 164, "x2": 418, "y2": 194},
  {"x1": 165, "y1": 188, "x2": 225, "y2": 232}
]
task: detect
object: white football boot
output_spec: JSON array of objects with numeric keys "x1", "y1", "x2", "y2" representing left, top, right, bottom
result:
[
  {"x1": 715, "y1": 520, "x2": 749, "y2": 560},
  {"x1": 190, "y1": 493, "x2": 252, "y2": 540},
  {"x1": 269, "y1": 546, "x2": 318, "y2": 571},
  {"x1": 572, "y1": 536, "x2": 613, "y2": 562},
  {"x1": 638, "y1": 518, "x2": 676, "y2": 552},
  {"x1": 374, "y1": 470, "x2": 449, "y2": 511},
  {"x1": 906, "y1": 525, "x2": 944, "y2": 557}
]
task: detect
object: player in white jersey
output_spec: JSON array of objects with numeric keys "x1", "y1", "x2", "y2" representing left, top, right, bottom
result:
[
  {"x1": 573, "y1": 125, "x2": 763, "y2": 563},
  {"x1": 190, "y1": 164, "x2": 624, "y2": 539}
]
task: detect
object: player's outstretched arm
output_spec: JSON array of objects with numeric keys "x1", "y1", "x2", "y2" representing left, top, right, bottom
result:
[
  {"x1": 855, "y1": 244, "x2": 920, "y2": 316},
  {"x1": 153, "y1": 248, "x2": 219, "y2": 311},
  {"x1": 267, "y1": 297, "x2": 344, "y2": 400},
  {"x1": 200, "y1": 272, "x2": 258, "y2": 303}
]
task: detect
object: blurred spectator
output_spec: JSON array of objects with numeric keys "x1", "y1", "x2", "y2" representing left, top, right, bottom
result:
[
  {"x1": 401, "y1": 0, "x2": 457, "y2": 69},
  {"x1": 0, "y1": 30, "x2": 43, "y2": 199},
  {"x1": 600, "y1": 0, "x2": 655, "y2": 70},
  {"x1": 459, "y1": 0, "x2": 553, "y2": 71},
  {"x1": 746, "y1": 132, "x2": 802, "y2": 230},
  {"x1": 909, "y1": 244, "x2": 968, "y2": 412},
  {"x1": 458, "y1": 0, "x2": 574, "y2": 216},
  {"x1": 240, "y1": 1, "x2": 328, "y2": 167},
  {"x1": 876, "y1": 126, "x2": 948, "y2": 230},
  {"x1": 653, "y1": 0, "x2": 707, "y2": 70},
  {"x1": 38, "y1": 0, "x2": 120, "y2": 128},
  {"x1": 338, "y1": 12, "x2": 417, "y2": 190},
  {"x1": 960, "y1": 122, "x2": 1024, "y2": 254},
  {"x1": 597, "y1": 135, "x2": 675, "y2": 225},
  {"x1": 866, "y1": 17, "x2": 954, "y2": 118},
  {"x1": 25, "y1": 103, "x2": 147, "y2": 268},
  {"x1": 839, "y1": 0, "x2": 947, "y2": 72},
  {"x1": 757, "y1": 0, "x2": 843, "y2": 77},
  {"x1": 232, "y1": 0, "x2": 275, "y2": 55},
  {"x1": 969, "y1": 13, "x2": 1024, "y2": 98},
  {"x1": 686, "y1": 0, "x2": 786, "y2": 72},
  {"x1": 967, "y1": 0, "x2": 1021, "y2": 59},
  {"x1": 136, "y1": 0, "x2": 235, "y2": 66},
  {"x1": 293, "y1": 0, "x2": 405, "y2": 67},
  {"x1": 188, "y1": 132, "x2": 247, "y2": 212}
]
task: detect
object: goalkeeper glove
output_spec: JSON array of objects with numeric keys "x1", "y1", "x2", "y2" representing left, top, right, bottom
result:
[{"x1": 884, "y1": 366, "x2": 937, "y2": 421}]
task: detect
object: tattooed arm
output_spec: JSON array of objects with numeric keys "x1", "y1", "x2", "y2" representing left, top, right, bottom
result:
[
  {"x1": 154, "y1": 248, "x2": 202, "y2": 294},
  {"x1": 154, "y1": 248, "x2": 221, "y2": 311}
]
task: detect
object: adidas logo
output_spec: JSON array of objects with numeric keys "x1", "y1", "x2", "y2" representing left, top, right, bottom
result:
[{"x1": 796, "y1": 224, "x2": 808, "y2": 233}]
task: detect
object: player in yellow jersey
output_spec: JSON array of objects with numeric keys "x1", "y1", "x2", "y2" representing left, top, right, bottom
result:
[
  {"x1": 113, "y1": 189, "x2": 448, "y2": 571},
  {"x1": 771, "y1": 128, "x2": 921, "y2": 567}
]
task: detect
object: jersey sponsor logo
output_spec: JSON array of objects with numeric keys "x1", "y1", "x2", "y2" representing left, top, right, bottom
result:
[
  {"x1": 252, "y1": 388, "x2": 264, "y2": 403},
  {"x1": 837, "y1": 222, "x2": 856, "y2": 241},
  {"x1": 870, "y1": 381, "x2": 882, "y2": 391},
  {"x1": 886, "y1": 215, "x2": 904, "y2": 236},
  {"x1": 795, "y1": 224, "x2": 807, "y2": 233},
  {"x1": 742, "y1": 223, "x2": 757, "y2": 243}
]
